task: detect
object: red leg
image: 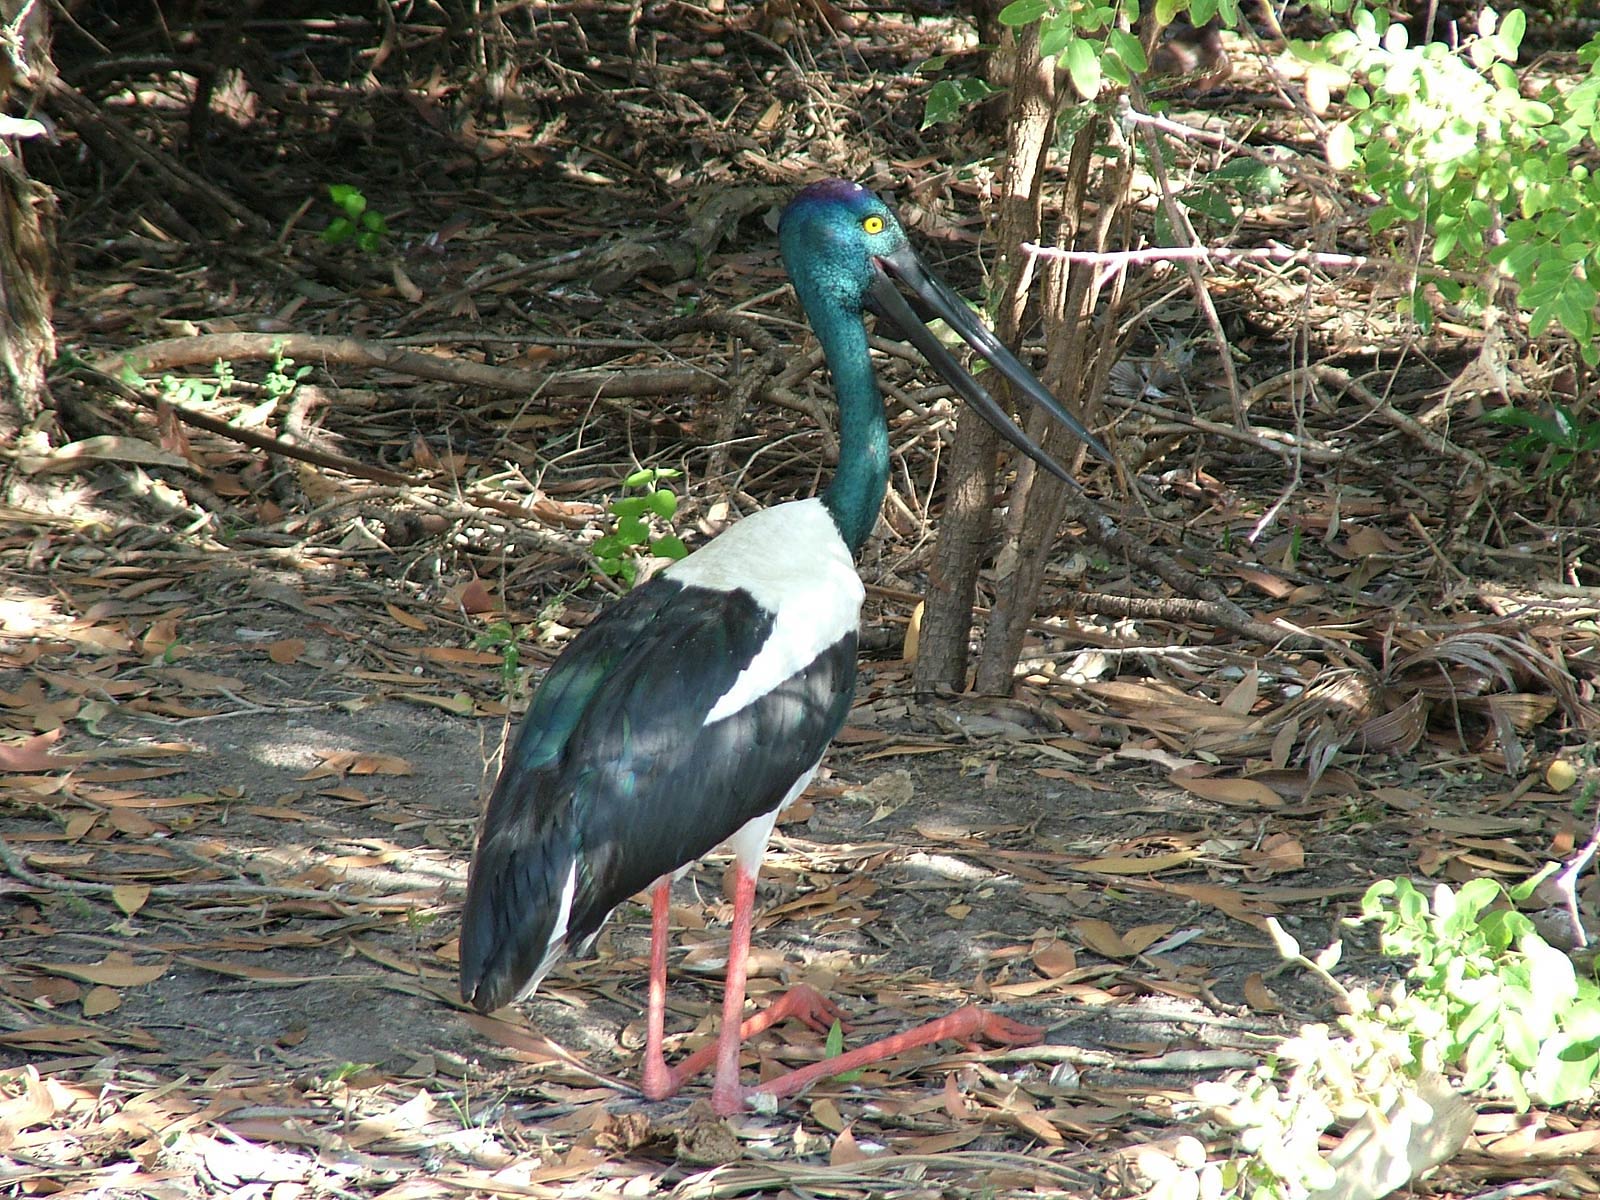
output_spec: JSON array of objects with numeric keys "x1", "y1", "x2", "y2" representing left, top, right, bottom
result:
[
  {"x1": 746, "y1": 1004, "x2": 1045, "y2": 1105},
  {"x1": 666, "y1": 982, "x2": 847, "y2": 1088},
  {"x1": 636, "y1": 871, "x2": 1041, "y2": 1116},
  {"x1": 637, "y1": 874, "x2": 845, "y2": 1105},
  {"x1": 638, "y1": 880, "x2": 676, "y2": 1101},
  {"x1": 708, "y1": 861, "x2": 759, "y2": 1115}
]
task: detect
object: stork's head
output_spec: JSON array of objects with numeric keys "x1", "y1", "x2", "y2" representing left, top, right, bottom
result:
[{"x1": 777, "y1": 178, "x2": 1113, "y2": 478}]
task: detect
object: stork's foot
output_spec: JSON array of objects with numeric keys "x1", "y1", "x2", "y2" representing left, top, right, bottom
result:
[
  {"x1": 752, "y1": 983, "x2": 849, "y2": 1036},
  {"x1": 640, "y1": 1054, "x2": 678, "y2": 1102},
  {"x1": 737, "y1": 1003, "x2": 1045, "y2": 1112},
  {"x1": 962, "y1": 1008, "x2": 1049, "y2": 1047},
  {"x1": 645, "y1": 983, "x2": 851, "y2": 1104}
]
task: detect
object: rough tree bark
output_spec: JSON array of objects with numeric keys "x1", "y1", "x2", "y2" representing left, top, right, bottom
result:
[
  {"x1": 973, "y1": 122, "x2": 1129, "y2": 694},
  {"x1": 0, "y1": 0, "x2": 56, "y2": 460},
  {"x1": 912, "y1": 22, "x2": 1061, "y2": 693}
]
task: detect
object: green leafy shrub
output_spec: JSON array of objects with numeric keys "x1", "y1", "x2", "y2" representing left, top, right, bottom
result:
[
  {"x1": 322, "y1": 184, "x2": 390, "y2": 253},
  {"x1": 157, "y1": 359, "x2": 232, "y2": 406},
  {"x1": 591, "y1": 469, "x2": 690, "y2": 587},
  {"x1": 132, "y1": 346, "x2": 308, "y2": 409},
  {"x1": 922, "y1": 0, "x2": 1248, "y2": 125},
  {"x1": 1360, "y1": 875, "x2": 1600, "y2": 1108},
  {"x1": 474, "y1": 621, "x2": 524, "y2": 695},
  {"x1": 1484, "y1": 402, "x2": 1600, "y2": 485},
  {"x1": 263, "y1": 347, "x2": 312, "y2": 400},
  {"x1": 1200, "y1": 874, "x2": 1600, "y2": 1200},
  {"x1": 1168, "y1": 158, "x2": 1287, "y2": 236},
  {"x1": 1306, "y1": 8, "x2": 1600, "y2": 358},
  {"x1": 919, "y1": 59, "x2": 1002, "y2": 130}
]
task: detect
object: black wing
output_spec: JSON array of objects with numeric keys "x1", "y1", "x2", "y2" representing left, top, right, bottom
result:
[{"x1": 459, "y1": 576, "x2": 857, "y2": 1012}]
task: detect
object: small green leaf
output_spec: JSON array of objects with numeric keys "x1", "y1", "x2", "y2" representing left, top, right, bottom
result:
[
  {"x1": 1180, "y1": 185, "x2": 1236, "y2": 223},
  {"x1": 1517, "y1": 100, "x2": 1554, "y2": 125},
  {"x1": 650, "y1": 534, "x2": 689, "y2": 560},
  {"x1": 1499, "y1": 7, "x2": 1526, "y2": 54},
  {"x1": 328, "y1": 183, "x2": 364, "y2": 213},
  {"x1": 1533, "y1": 1034, "x2": 1600, "y2": 1106},
  {"x1": 1266, "y1": 918, "x2": 1301, "y2": 961},
  {"x1": 921, "y1": 78, "x2": 1001, "y2": 129},
  {"x1": 610, "y1": 496, "x2": 650, "y2": 519},
  {"x1": 1038, "y1": 18, "x2": 1074, "y2": 59},
  {"x1": 646, "y1": 489, "x2": 678, "y2": 519},
  {"x1": 1314, "y1": 940, "x2": 1343, "y2": 972},
  {"x1": 1523, "y1": 933, "x2": 1578, "y2": 1008},
  {"x1": 997, "y1": 0, "x2": 1049, "y2": 26},
  {"x1": 1502, "y1": 1003, "x2": 1542, "y2": 1068},
  {"x1": 1107, "y1": 28, "x2": 1147, "y2": 74},
  {"x1": 1458, "y1": 1025, "x2": 1500, "y2": 1090},
  {"x1": 1562, "y1": 997, "x2": 1600, "y2": 1039},
  {"x1": 1361, "y1": 878, "x2": 1398, "y2": 917},
  {"x1": 1289, "y1": 38, "x2": 1328, "y2": 64},
  {"x1": 1453, "y1": 877, "x2": 1503, "y2": 922},
  {"x1": 825, "y1": 1020, "x2": 863, "y2": 1081},
  {"x1": 1064, "y1": 36, "x2": 1101, "y2": 99}
]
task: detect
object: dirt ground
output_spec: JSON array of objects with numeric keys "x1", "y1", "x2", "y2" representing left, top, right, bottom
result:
[{"x1": 0, "y1": 545, "x2": 1565, "y2": 1198}]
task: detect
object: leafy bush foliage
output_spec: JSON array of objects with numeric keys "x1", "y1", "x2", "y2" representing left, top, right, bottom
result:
[
  {"x1": 322, "y1": 184, "x2": 390, "y2": 253},
  {"x1": 591, "y1": 469, "x2": 690, "y2": 586},
  {"x1": 1200, "y1": 876, "x2": 1600, "y2": 1200},
  {"x1": 1484, "y1": 401, "x2": 1600, "y2": 485},
  {"x1": 1361, "y1": 876, "x2": 1600, "y2": 1108},
  {"x1": 1304, "y1": 8, "x2": 1600, "y2": 358}
]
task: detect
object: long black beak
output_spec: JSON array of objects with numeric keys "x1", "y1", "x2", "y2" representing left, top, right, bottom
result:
[{"x1": 867, "y1": 243, "x2": 1113, "y2": 487}]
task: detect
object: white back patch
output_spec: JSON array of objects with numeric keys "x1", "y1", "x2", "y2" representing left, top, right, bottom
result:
[{"x1": 665, "y1": 498, "x2": 863, "y2": 726}]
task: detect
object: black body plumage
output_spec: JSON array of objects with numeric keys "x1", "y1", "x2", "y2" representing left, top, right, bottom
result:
[{"x1": 459, "y1": 573, "x2": 857, "y2": 1014}]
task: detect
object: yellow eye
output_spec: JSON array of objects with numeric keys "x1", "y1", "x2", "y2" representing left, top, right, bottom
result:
[{"x1": 862, "y1": 215, "x2": 885, "y2": 235}]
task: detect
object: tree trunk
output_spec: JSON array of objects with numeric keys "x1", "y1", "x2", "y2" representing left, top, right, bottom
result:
[
  {"x1": 973, "y1": 122, "x2": 1128, "y2": 695},
  {"x1": 913, "y1": 21, "x2": 1059, "y2": 693},
  {"x1": 0, "y1": 0, "x2": 57, "y2": 459}
]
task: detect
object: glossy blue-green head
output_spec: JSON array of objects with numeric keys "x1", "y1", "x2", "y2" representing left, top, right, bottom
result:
[{"x1": 778, "y1": 180, "x2": 908, "y2": 320}]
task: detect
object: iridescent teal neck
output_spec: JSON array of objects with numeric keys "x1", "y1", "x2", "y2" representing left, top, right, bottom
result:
[
  {"x1": 779, "y1": 181, "x2": 892, "y2": 557},
  {"x1": 811, "y1": 306, "x2": 889, "y2": 556}
]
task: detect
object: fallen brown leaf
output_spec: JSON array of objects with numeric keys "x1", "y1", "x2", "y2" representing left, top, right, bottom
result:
[
  {"x1": 829, "y1": 1123, "x2": 872, "y2": 1165},
  {"x1": 1171, "y1": 768, "x2": 1284, "y2": 808},
  {"x1": 0, "y1": 730, "x2": 83, "y2": 771},
  {"x1": 37, "y1": 952, "x2": 169, "y2": 988},
  {"x1": 1242, "y1": 972, "x2": 1282, "y2": 1013},
  {"x1": 267, "y1": 638, "x2": 306, "y2": 664}
]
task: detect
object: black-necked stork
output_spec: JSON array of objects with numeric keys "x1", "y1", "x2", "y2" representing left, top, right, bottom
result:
[{"x1": 460, "y1": 178, "x2": 1111, "y2": 1115}]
